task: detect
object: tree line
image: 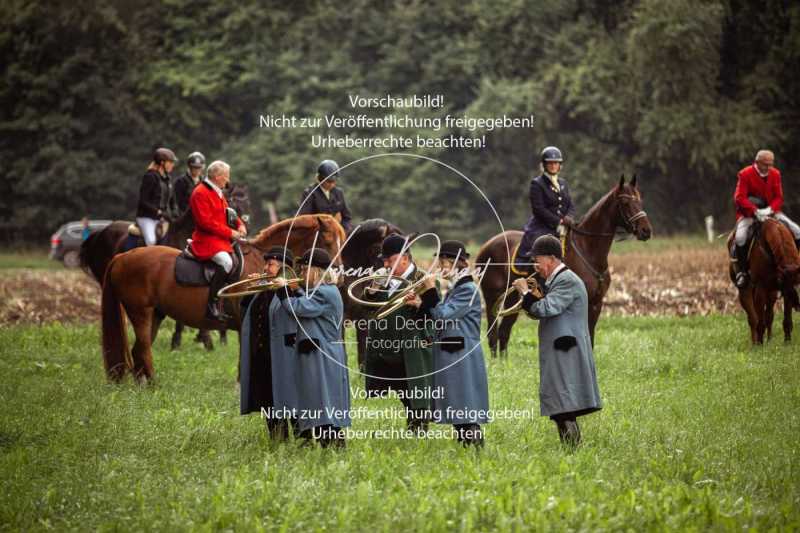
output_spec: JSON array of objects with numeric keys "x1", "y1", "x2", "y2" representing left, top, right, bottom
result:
[{"x1": 2, "y1": 0, "x2": 797, "y2": 244}]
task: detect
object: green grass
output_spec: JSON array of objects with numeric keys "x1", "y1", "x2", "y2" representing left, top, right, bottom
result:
[
  {"x1": 1, "y1": 315, "x2": 798, "y2": 531},
  {"x1": 0, "y1": 249, "x2": 61, "y2": 270},
  {"x1": 610, "y1": 233, "x2": 726, "y2": 255}
]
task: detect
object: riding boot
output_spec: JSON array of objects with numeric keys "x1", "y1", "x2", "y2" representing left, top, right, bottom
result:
[
  {"x1": 734, "y1": 244, "x2": 749, "y2": 289},
  {"x1": 205, "y1": 264, "x2": 231, "y2": 321}
]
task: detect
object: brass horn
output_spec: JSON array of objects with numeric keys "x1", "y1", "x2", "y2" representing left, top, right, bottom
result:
[
  {"x1": 218, "y1": 267, "x2": 303, "y2": 299},
  {"x1": 493, "y1": 275, "x2": 544, "y2": 317},
  {"x1": 347, "y1": 272, "x2": 438, "y2": 320}
]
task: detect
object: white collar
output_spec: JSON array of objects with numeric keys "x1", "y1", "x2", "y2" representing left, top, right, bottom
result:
[
  {"x1": 204, "y1": 178, "x2": 223, "y2": 198},
  {"x1": 546, "y1": 263, "x2": 566, "y2": 286},
  {"x1": 753, "y1": 163, "x2": 769, "y2": 178},
  {"x1": 387, "y1": 262, "x2": 415, "y2": 295}
]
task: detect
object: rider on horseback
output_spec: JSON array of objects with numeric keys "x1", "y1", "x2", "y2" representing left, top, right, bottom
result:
[
  {"x1": 733, "y1": 149, "x2": 800, "y2": 288},
  {"x1": 189, "y1": 160, "x2": 247, "y2": 321},
  {"x1": 516, "y1": 146, "x2": 576, "y2": 274},
  {"x1": 174, "y1": 151, "x2": 205, "y2": 216},
  {"x1": 136, "y1": 147, "x2": 178, "y2": 246},
  {"x1": 298, "y1": 160, "x2": 353, "y2": 232}
]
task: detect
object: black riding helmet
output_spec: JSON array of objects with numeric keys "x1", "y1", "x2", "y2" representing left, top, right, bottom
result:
[
  {"x1": 187, "y1": 151, "x2": 205, "y2": 168},
  {"x1": 317, "y1": 159, "x2": 341, "y2": 181},
  {"x1": 540, "y1": 146, "x2": 563, "y2": 163}
]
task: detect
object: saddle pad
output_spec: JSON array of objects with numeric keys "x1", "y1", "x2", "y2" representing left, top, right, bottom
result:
[
  {"x1": 174, "y1": 246, "x2": 245, "y2": 287},
  {"x1": 175, "y1": 254, "x2": 215, "y2": 287}
]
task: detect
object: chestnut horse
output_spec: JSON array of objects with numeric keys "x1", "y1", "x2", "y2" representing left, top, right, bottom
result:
[
  {"x1": 476, "y1": 176, "x2": 653, "y2": 357},
  {"x1": 728, "y1": 218, "x2": 800, "y2": 344},
  {"x1": 100, "y1": 214, "x2": 345, "y2": 382},
  {"x1": 80, "y1": 184, "x2": 251, "y2": 351}
]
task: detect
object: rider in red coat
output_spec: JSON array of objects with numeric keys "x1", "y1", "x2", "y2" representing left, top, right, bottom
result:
[
  {"x1": 189, "y1": 160, "x2": 246, "y2": 320},
  {"x1": 733, "y1": 150, "x2": 800, "y2": 288}
]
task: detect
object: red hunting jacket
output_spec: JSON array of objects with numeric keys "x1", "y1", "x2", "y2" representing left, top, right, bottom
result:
[
  {"x1": 734, "y1": 164, "x2": 783, "y2": 220},
  {"x1": 189, "y1": 180, "x2": 241, "y2": 260}
]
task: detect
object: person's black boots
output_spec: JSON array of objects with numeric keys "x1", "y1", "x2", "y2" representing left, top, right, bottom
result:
[
  {"x1": 734, "y1": 244, "x2": 750, "y2": 289},
  {"x1": 205, "y1": 264, "x2": 231, "y2": 321},
  {"x1": 556, "y1": 419, "x2": 581, "y2": 448}
]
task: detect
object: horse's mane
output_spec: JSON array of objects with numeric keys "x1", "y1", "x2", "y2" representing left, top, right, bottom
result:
[
  {"x1": 764, "y1": 219, "x2": 800, "y2": 272},
  {"x1": 577, "y1": 188, "x2": 616, "y2": 227},
  {"x1": 352, "y1": 218, "x2": 395, "y2": 235},
  {"x1": 249, "y1": 214, "x2": 345, "y2": 251}
]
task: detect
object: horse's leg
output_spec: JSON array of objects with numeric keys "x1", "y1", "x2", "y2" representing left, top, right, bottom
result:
[
  {"x1": 219, "y1": 329, "x2": 228, "y2": 346},
  {"x1": 588, "y1": 302, "x2": 603, "y2": 349},
  {"x1": 754, "y1": 288, "x2": 768, "y2": 345},
  {"x1": 356, "y1": 326, "x2": 368, "y2": 369},
  {"x1": 128, "y1": 309, "x2": 156, "y2": 382},
  {"x1": 498, "y1": 312, "x2": 519, "y2": 358},
  {"x1": 151, "y1": 312, "x2": 165, "y2": 344},
  {"x1": 739, "y1": 288, "x2": 759, "y2": 344},
  {"x1": 171, "y1": 320, "x2": 184, "y2": 351},
  {"x1": 195, "y1": 329, "x2": 215, "y2": 351},
  {"x1": 483, "y1": 288, "x2": 501, "y2": 358},
  {"x1": 784, "y1": 292, "x2": 794, "y2": 343},
  {"x1": 765, "y1": 292, "x2": 777, "y2": 342}
]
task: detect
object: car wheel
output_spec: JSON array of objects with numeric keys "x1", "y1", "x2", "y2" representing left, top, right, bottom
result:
[{"x1": 63, "y1": 250, "x2": 80, "y2": 268}]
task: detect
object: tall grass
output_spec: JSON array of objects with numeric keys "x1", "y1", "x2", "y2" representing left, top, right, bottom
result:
[{"x1": 1, "y1": 315, "x2": 798, "y2": 530}]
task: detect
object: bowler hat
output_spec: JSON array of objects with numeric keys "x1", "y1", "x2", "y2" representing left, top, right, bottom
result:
[
  {"x1": 297, "y1": 248, "x2": 332, "y2": 269},
  {"x1": 379, "y1": 234, "x2": 409, "y2": 259},
  {"x1": 531, "y1": 235, "x2": 562, "y2": 260},
  {"x1": 437, "y1": 240, "x2": 470, "y2": 260},
  {"x1": 262, "y1": 246, "x2": 294, "y2": 267}
]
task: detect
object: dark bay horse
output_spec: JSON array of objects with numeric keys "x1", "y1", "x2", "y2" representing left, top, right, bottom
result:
[
  {"x1": 100, "y1": 214, "x2": 345, "y2": 382},
  {"x1": 339, "y1": 218, "x2": 405, "y2": 367},
  {"x1": 476, "y1": 176, "x2": 653, "y2": 357},
  {"x1": 80, "y1": 184, "x2": 250, "y2": 351},
  {"x1": 728, "y1": 218, "x2": 800, "y2": 344}
]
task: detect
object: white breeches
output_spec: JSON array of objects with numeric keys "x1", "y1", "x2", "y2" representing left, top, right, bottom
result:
[
  {"x1": 211, "y1": 251, "x2": 233, "y2": 274},
  {"x1": 136, "y1": 217, "x2": 158, "y2": 246}
]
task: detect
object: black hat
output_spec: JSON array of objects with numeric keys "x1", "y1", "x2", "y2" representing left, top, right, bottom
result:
[
  {"x1": 379, "y1": 234, "x2": 409, "y2": 259},
  {"x1": 437, "y1": 240, "x2": 470, "y2": 260},
  {"x1": 531, "y1": 235, "x2": 562, "y2": 259},
  {"x1": 297, "y1": 248, "x2": 332, "y2": 269},
  {"x1": 540, "y1": 146, "x2": 563, "y2": 163},
  {"x1": 317, "y1": 160, "x2": 340, "y2": 181},
  {"x1": 263, "y1": 246, "x2": 294, "y2": 267}
]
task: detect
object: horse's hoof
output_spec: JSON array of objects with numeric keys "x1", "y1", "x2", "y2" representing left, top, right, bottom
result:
[
  {"x1": 170, "y1": 339, "x2": 180, "y2": 351},
  {"x1": 500, "y1": 350, "x2": 508, "y2": 358}
]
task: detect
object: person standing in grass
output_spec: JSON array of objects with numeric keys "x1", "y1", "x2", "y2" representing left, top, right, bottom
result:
[
  {"x1": 405, "y1": 240, "x2": 490, "y2": 447},
  {"x1": 239, "y1": 246, "x2": 298, "y2": 440},
  {"x1": 513, "y1": 235, "x2": 602, "y2": 447},
  {"x1": 275, "y1": 248, "x2": 350, "y2": 448}
]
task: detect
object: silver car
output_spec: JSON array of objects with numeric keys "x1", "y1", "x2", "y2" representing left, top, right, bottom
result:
[{"x1": 50, "y1": 220, "x2": 113, "y2": 267}]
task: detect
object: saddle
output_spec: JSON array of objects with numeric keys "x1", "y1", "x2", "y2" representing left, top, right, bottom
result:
[
  {"x1": 175, "y1": 243, "x2": 244, "y2": 287},
  {"x1": 123, "y1": 220, "x2": 170, "y2": 251}
]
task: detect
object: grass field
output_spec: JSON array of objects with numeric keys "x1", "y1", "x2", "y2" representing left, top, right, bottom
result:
[
  {"x1": 1, "y1": 314, "x2": 798, "y2": 531},
  {"x1": 0, "y1": 249, "x2": 59, "y2": 270}
]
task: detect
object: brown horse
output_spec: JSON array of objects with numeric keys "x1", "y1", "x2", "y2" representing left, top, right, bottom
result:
[
  {"x1": 80, "y1": 184, "x2": 251, "y2": 351},
  {"x1": 476, "y1": 175, "x2": 653, "y2": 357},
  {"x1": 728, "y1": 218, "x2": 800, "y2": 344},
  {"x1": 100, "y1": 214, "x2": 346, "y2": 382}
]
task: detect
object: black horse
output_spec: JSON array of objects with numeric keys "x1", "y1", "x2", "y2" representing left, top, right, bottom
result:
[
  {"x1": 340, "y1": 218, "x2": 404, "y2": 367},
  {"x1": 80, "y1": 183, "x2": 251, "y2": 351}
]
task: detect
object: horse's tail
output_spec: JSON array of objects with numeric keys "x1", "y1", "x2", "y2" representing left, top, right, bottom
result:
[{"x1": 101, "y1": 256, "x2": 131, "y2": 381}]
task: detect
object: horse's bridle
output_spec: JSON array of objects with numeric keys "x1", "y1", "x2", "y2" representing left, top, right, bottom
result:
[{"x1": 567, "y1": 192, "x2": 648, "y2": 285}]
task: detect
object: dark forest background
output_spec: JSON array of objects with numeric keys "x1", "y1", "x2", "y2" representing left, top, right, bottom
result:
[{"x1": 1, "y1": 0, "x2": 798, "y2": 243}]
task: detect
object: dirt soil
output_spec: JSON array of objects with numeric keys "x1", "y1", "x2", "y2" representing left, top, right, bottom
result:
[{"x1": 0, "y1": 248, "x2": 762, "y2": 326}]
